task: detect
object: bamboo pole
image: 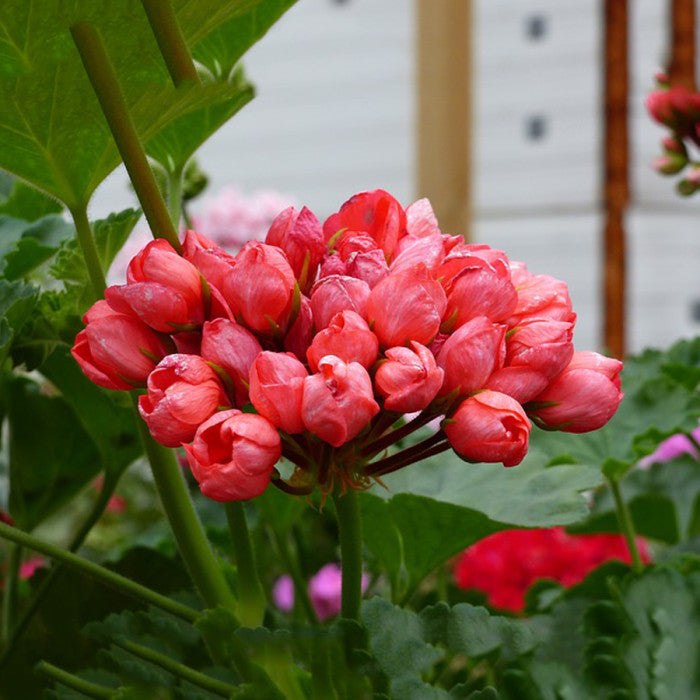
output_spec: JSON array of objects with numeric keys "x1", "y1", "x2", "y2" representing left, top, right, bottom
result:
[
  {"x1": 667, "y1": 0, "x2": 696, "y2": 90},
  {"x1": 602, "y1": 0, "x2": 629, "y2": 358},
  {"x1": 415, "y1": 0, "x2": 472, "y2": 238}
]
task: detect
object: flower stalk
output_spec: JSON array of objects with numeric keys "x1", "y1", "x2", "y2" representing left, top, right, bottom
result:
[
  {"x1": 332, "y1": 487, "x2": 363, "y2": 621},
  {"x1": 608, "y1": 475, "x2": 644, "y2": 574}
]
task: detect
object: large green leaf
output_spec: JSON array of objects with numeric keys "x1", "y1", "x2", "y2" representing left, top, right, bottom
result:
[
  {"x1": 0, "y1": 0, "x2": 295, "y2": 209},
  {"x1": 0, "y1": 278, "x2": 39, "y2": 367},
  {"x1": 361, "y1": 446, "x2": 602, "y2": 599},
  {"x1": 0, "y1": 173, "x2": 62, "y2": 220},
  {"x1": 6, "y1": 375, "x2": 101, "y2": 530}
]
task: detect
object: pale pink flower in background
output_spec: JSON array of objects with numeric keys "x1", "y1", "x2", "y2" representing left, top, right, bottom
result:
[{"x1": 638, "y1": 422, "x2": 700, "y2": 467}]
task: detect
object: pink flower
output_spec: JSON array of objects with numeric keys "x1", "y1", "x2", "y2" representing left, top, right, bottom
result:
[
  {"x1": 265, "y1": 206, "x2": 325, "y2": 294},
  {"x1": 366, "y1": 264, "x2": 447, "y2": 348},
  {"x1": 249, "y1": 351, "x2": 307, "y2": 434},
  {"x1": 323, "y1": 189, "x2": 406, "y2": 260},
  {"x1": 284, "y1": 295, "x2": 315, "y2": 362},
  {"x1": 105, "y1": 239, "x2": 205, "y2": 332},
  {"x1": 302, "y1": 356, "x2": 379, "y2": 446},
  {"x1": 308, "y1": 563, "x2": 369, "y2": 621},
  {"x1": 138, "y1": 354, "x2": 229, "y2": 447},
  {"x1": 306, "y1": 310, "x2": 379, "y2": 372},
  {"x1": 19, "y1": 557, "x2": 46, "y2": 580},
  {"x1": 638, "y1": 423, "x2": 700, "y2": 467},
  {"x1": 201, "y1": 319, "x2": 262, "y2": 407},
  {"x1": 437, "y1": 317, "x2": 506, "y2": 397},
  {"x1": 375, "y1": 341, "x2": 444, "y2": 413},
  {"x1": 391, "y1": 233, "x2": 446, "y2": 275},
  {"x1": 71, "y1": 300, "x2": 172, "y2": 391},
  {"x1": 405, "y1": 198, "x2": 440, "y2": 238},
  {"x1": 445, "y1": 390, "x2": 530, "y2": 467},
  {"x1": 486, "y1": 319, "x2": 574, "y2": 404},
  {"x1": 184, "y1": 409, "x2": 280, "y2": 501},
  {"x1": 528, "y1": 351, "x2": 623, "y2": 433},
  {"x1": 507, "y1": 267, "x2": 576, "y2": 327},
  {"x1": 182, "y1": 230, "x2": 236, "y2": 294},
  {"x1": 272, "y1": 575, "x2": 295, "y2": 612},
  {"x1": 310, "y1": 275, "x2": 371, "y2": 329},
  {"x1": 222, "y1": 241, "x2": 296, "y2": 335}
]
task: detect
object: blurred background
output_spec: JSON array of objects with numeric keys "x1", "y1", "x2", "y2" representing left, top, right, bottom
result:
[{"x1": 92, "y1": 0, "x2": 700, "y2": 355}]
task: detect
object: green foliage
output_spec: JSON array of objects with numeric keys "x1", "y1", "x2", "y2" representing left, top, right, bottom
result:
[
  {"x1": 0, "y1": 172, "x2": 62, "y2": 220},
  {"x1": 361, "y1": 446, "x2": 601, "y2": 600},
  {"x1": 0, "y1": 0, "x2": 294, "y2": 209}
]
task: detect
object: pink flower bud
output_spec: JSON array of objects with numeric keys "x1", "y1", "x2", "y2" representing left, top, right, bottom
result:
[
  {"x1": 405, "y1": 198, "x2": 440, "y2": 238},
  {"x1": 184, "y1": 409, "x2": 280, "y2": 501},
  {"x1": 105, "y1": 239, "x2": 205, "y2": 332},
  {"x1": 284, "y1": 294, "x2": 315, "y2": 362},
  {"x1": 375, "y1": 341, "x2": 444, "y2": 412},
  {"x1": 445, "y1": 390, "x2": 530, "y2": 467},
  {"x1": 344, "y1": 248, "x2": 389, "y2": 288},
  {"x1": 249, "y1": 351, "x2": 308, "y2": 434},
  {"x1": 222, "y1": 241, "x2": 296, "y2": 334},
  {"x1": 528, "y1": 351, "x2": 623, "y2": 433},
  {"x1": 318, "y1": 253, "x2": 348, "y2": 278},
  {"x1": 486, "y1": 319, "x2": 574, "y2": 403},
  {"x1": 653, "y1": 153, "x2": 686, "y2": 175},
  {"x1": 307, "y1": 310, "x2": 379, "y2": 372},
  {"x1": 138, "y1": 354, "x2": 229, "y2": 447},
  {"x1": 72, "y1": 300, "x2": 171, "y2": 390},
  {"x1": 265, "y1": 206, "x2": 325, "y2": 294},
  {"x1": 437, "y1": 317, "x2": 506, "y2": 397},
  {"x1": 308, "y1": 563, "x2": 369, "y2": 621},
  {"x1": 310, "y1": 275, "x2": 371, "y2": 329},
  {"x1": 391, "y1": 233, "x2": 446, "y2": 275},
  {"x1": 366, "y1": 264, "x2": 447, "y2": 347},
  {"x1": 323, "y1": 189, "x2": 406, "y2": 260},
  {"x1": 507, "y1": 271, "x2": 576, "y2": 327},
  {"x1": 182, "y1": 230, "x2": 236, "y2": 293},
  {"x1": 201, "y1": 319, "x2": 262, "y2": 407},
  {"x1": 302, "y1": 356, "x2": 379, "y2": 446}
]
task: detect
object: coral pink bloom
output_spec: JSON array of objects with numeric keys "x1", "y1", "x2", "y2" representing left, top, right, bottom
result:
[
  {"x1": 307, "y1": 310, "x2": 379, "y2": 372},
  {"x1": 528, "y1": 351, "x2": 623, "y2": 433},
  {"x1": 344, "y1": 248, "x2": 389, "y2": 288},
  {"x1": 318, "y1": 253, "x2": 348, "y2": 278},
  {"x1": 310, "y1": 275, "x2": 371, "y2": 329},
  {"x1": 438, "y1": 257, "x2": 517, "y2": 330},
  {"x1": 405, "y1": 198, "x2": 440, "y2": 238},
  {"x1": 105, "y1": 239, "x2": 204, "y2": 332},
  {"x1": 645, "y1": 86, "x2": 700, "y2": 131},
  {"x1": 445, "y1": 390, "x2": 530, "y2": 467},
  {"x1": 391, "y1": 233, "x2": 446, "y2": 275},
  {"x1": 182, "y1": 230, "x2": 236, "y2": 293},
  {"x1": 265, "y1": 206, "x2": 325, "y2": 294},
  {"x1": 284, "y1": 295, "x2": 314, "y2": 362},
  {"x1": 223, "y1": 241, "x2": 296, "y2": 335},
  {"x1": 72, "y1": 300, "x2": 171, "y2": 391},
  {"x1": 249, "y1": 351, "x2": 308, "y2": 434},
  {"x1": 437, "y1": 317, "x2": 506, "y2": 397},
  {"x1": 138, "y1": 354, "x2": 229, "y2": 447},
  {"x1": 507, "y1": 269, "x2": 576, "y2": 327},
  {"x1": 375, "y1": 341, "x2": 444, "y2": 412},
  {"x1": 201, "y1": 319, "x2": 262, "y2": 407},
  {"x1": 302, "y1": 356, "x2": 379, "y2": 447},
  {"x1": 366, "y1": 264, "x2": 447, "y2": 348},
  {"x1": 486, "y1": 319, "x2": 574, "y2": 403},
  {"x1": 184, "y1": 410, "x2": 280, "y2": 501},
  {"x1": 323, "y1": 189, "x2": 406, "y2": 260}
]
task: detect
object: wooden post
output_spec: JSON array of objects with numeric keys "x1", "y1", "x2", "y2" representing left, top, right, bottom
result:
[
  {"x1": 602, "y1": 0, "x2": 629, "y2": 358},
  {"x1": 667, "y1": 0, "x2": 696, "y2": 90},
  {"x1": 416, "y1": 0, "x2": 472, "y2": 238}
]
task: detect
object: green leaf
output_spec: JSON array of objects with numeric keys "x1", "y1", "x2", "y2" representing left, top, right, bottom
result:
[
  {"x1": 6, "y1": 375, "x2": 101, "y2": 530},
  {"x1": 362, "y1": 446, "x2": 602, "y2": 598},
  {"x1": 0, "y1": 278, "x2": 38, "y2": 366},
  {"x1": 570, "y1": 455, "x2": 700, "y2": 544},
  {"x1": 0, "y1": 0, "x2": 295, "y2": 209},
  {"x1": 0, "y1": 175, "x2": 62, "y2": 220}
]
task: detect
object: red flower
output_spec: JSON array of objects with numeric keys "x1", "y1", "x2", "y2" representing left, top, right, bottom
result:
[{"x1": 306, "y1": 310, "x2": 378, "y2": 372}]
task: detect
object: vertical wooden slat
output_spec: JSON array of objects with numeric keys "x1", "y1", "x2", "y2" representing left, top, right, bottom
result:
[
  {"x1": 416, "y1": 0, "x2": 472, "y2": 238},
  {"x1": 602, "y1": 0, "x2": 629, "y2": 358},
  {"x1": 667, "y1": 0, "x2": 697, "y2": 90}
]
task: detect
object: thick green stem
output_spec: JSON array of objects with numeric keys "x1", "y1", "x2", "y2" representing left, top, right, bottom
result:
[
  {"x1": 0, "y1": 521, "x2": 198, "y2": 623},
  {"x1": 36, "y1": 661, "x2": 113, "y2": 699},
  {"x1": 70, "y1": 22, "x2": 182, "y2": 252},
  {"x1": 332, "y1": 488, "x2": 363, "y2": 621},
  {"x1": 140, "y1": 0, "x2": 200, "y2": 85},
  {"x1": 608, "y1": 476, "x2": 644, "y2": 573},
  {"x1": 224, "y1": 502, "x2": 266, "y2": 627},
  {"x1": 70, "y1": 204, "x2": 106, "y2": 298},
  {"x1": 114, "y1": 638, "x2": 238, "y2": 697},
  {"x1": 1, "y1": 544, "x2": 21, "y2": 644},
  {"x1": 133, "y1": 406, "x2": 238, "y2": 614}
]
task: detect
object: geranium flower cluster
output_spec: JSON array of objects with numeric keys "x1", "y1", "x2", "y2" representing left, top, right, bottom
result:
[
  {"x1": 646, "y1": 73, "x2": 700, "y2": 194},
  {"x1": 72, "y1": 189, "x2": 623, "y2": 502},
  {"x1": 454, "y1": 528, "x2": 651, "y2": 612}
]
